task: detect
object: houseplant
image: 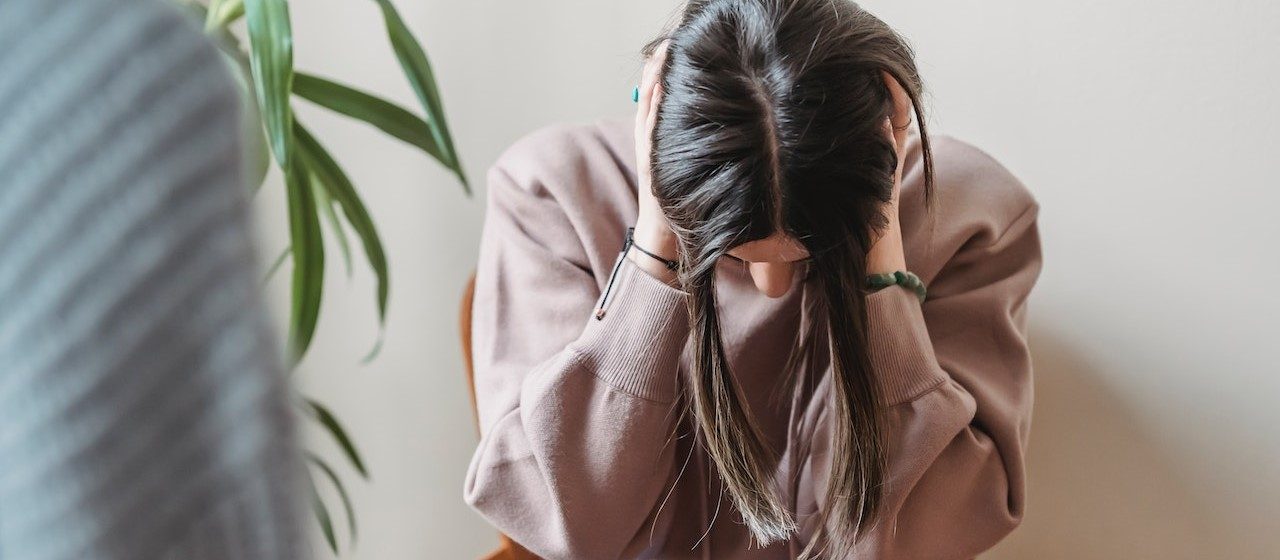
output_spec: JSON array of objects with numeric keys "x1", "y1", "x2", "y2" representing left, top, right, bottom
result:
[{"x1": 178, "y1": 0, "x2": 469, "y2": 553}]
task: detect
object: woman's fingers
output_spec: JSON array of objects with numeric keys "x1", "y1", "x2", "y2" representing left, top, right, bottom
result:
[
  {"x1": 636, "y1": 40, "x2": 670, "y2": 143},
  {"x1": 635, "y1": 39, "x2": 670, "y2": 193},
  {"x1": 880, "y1": 70, "x2": 912, "y2": 156},
  {"x1": 884, "y1": 117, "x2": 904, "y2": 159},
  {"x1": 881, "y1": 70, "x2": 912, "y2": 127},
  {"x1": 640, "y1": 41, "x2": 669, "y2": 110},
  {"x1": 647, "y1": 82, "x2": 662, "y2": 139}
]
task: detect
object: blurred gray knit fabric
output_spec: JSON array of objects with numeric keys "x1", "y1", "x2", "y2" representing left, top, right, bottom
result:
[{"x1": 0, "y1": 0, "x2": 311, "y2": 558}]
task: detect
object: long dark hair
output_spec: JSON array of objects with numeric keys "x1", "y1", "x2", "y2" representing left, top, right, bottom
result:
[{"x1": 641, "y1": 1, "x2": 937, "y2": 557}]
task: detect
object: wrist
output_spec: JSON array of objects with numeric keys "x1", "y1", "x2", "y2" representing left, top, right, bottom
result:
[
  {"x1": 626, "y1": 247, "x2": 680, "y2": 287},
  {"x1": 632, "y1": 218, "x2": 678, "y2": 258},
  {"x1": 866, "y1": 219, "x2": 906, "y2": 275}
]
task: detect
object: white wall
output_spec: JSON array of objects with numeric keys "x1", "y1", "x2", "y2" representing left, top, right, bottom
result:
[{"x1": 250, "y1": 1, "x2": 1280, "y2": 558}]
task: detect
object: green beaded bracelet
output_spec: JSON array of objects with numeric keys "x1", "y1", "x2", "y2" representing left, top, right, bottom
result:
[{"x1": 865, "y1": 270, "x2": 927, "y2": 303}]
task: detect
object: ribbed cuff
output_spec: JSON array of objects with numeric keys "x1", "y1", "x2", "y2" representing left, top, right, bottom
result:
[
  {"x1": 571, "y1": 253, "x2": 691, "y2": 403},
  {"x1": 865, "y1": 284, "x2": 949, "y2": 405}
]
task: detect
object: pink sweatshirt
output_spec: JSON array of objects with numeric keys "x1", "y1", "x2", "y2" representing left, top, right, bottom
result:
[{"x1": 463, "y1": 116, "x2": 1043, "y2": 559}]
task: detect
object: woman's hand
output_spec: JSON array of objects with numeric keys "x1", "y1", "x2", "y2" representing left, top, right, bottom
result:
[
  {"x1": 867, "y1": 70, "x2": 912, "y2": 275},
  {"x1": 630, "y1": 40, "x2": 680, "y2": 285}
]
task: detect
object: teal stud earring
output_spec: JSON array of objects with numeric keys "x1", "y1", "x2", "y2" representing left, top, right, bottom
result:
[{"x1": 632, "y1": 85, "x2": 640, "y2": 103}]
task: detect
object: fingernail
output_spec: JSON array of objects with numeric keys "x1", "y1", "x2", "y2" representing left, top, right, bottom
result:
[{"x1": 632, "y1": 86, "x2": 640, "y2": 103}]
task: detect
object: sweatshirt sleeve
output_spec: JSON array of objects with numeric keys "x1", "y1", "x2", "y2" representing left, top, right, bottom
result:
[
  {"x1": 853, "y1": 200, "x2": 1044, "y2": 558},
  {"x1": 462, "y1": 161, "x2": 692, "y2": 559}
]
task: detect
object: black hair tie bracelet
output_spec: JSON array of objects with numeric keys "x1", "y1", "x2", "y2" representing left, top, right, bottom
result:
[
  {"x1": 594, "y1": 227, "x2": 679, "y2": 320},
  {"x1": 865, "y1": 270, "x2": 927, "y2": 303},
  {"x1": 625, "y1": 226, "x2": 678, "y2": 270}
]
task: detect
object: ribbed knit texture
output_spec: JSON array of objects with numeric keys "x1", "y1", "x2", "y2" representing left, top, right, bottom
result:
[
  {"x1": 573, "y1": 252, "x2": 690, "y2": 403},
  {"x1": 864, "y1": 284, "x2": 949, "y2": 404},
  {"x1": 0, "y1": 0, "x2": 310, "y2": 558}
]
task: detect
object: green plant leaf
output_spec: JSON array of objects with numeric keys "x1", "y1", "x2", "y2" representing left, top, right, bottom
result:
[
  {"x1": 293, "y1": 72, "x2": 449, "y2": 167},
  {"x1": 263, "y1": 245, "x2": 290, "y2": 284},
  {"x1": 228, "y1": 57, "x2": 272, "y2": 191},
  {"x1": 306, "y1": 398, "x2": 369, "y2": 479},
  {"x1": 359, "y1": 335, "x2": 384, "y2": 364},
  {"x1": 197, "y1": 9, "x2": 270, "y2": 191},
  {"x1": 308, "y1": 453, "x2": 358, "y2": 546},
  {"x1": 294, "y1": 122, "x2": 389, "y2": 331},
  {"x1": 312, "y1": 177, "x2": 353, "y2": 278},
  {"x1": 370, "y1": 0, "x2": 470, "y2": 193},
  {"x1": 284, "y1": 159, "x2": 324, "y2": 365},
  {"x1": 244, "y1": 104, "x2": 272, "y2": 192},
  {"x1": 244, "y1": 0, "x2": 294, "y2": 168},
  {"x1": 205, "y1": 0, "x2": 245, "y2": 31},
  {"x1": 309, "y1": 477, "x2": 339, "y2": 553}
]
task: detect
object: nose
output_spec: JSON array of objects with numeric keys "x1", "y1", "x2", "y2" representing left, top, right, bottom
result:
[{"x1": 747, "y1": 261, "x2": 796, "y2": 299}]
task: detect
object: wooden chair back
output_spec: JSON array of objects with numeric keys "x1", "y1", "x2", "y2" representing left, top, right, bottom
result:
[{"x1": 460, "y1": 271, "x2": 542, "y2": 560}]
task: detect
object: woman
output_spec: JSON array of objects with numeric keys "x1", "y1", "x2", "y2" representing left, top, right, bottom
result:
[{"x1": 464, "y1": 0, "x2": 1043, "y2": 558}]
